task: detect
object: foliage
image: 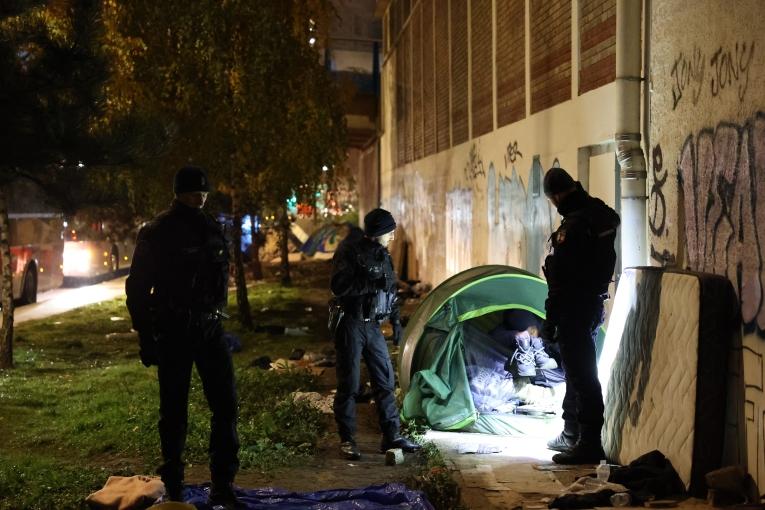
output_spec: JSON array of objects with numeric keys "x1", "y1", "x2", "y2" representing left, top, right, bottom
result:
[{"x1": 407, "y1": 439, "x2": 467, "y2": 510}]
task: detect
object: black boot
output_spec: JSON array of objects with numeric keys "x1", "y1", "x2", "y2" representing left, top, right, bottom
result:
[
  {"x1": 552, "y1": 440, "x2": 606, "y2": 465},
  {"x1": 380, "y1": 436, "x2": 422, "y2": 453},
  {"x1": 209, "y1": 481, "x2": 245, "y2": 509},
  {"x1": 163, "y1": 483, "x2": 184, "y2": 502},
  {"x1": 546, "y1": 431, "x2": 577, "y2": 453},
  {"x1": 339, "y1": 440, "x2": 361, "y2": 460}
]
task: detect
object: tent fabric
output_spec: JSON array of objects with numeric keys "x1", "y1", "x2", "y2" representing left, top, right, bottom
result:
[
  {"x1": 399, "y1": 265, "x2": 606, "y2": 435},
  {"x1": 179, "y1": 482, "x2": 434, "y2": 510}
]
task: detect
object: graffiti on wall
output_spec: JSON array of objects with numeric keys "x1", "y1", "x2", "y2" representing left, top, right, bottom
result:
[
  {"x1": 677, "y1": 111, "x2": 765, "y2": 336},
  {"x1": 486, "y1": 156, "x2": 556, "y2": 276},
  {"x1": 446, "y1": 188, "x2": 473, "y2": 275},
  {"x1": 504, "y1": 140, "x2": 523, "y2": 167},
  {"x1": 670, "y1": 41, "x2": 755, "y2": 110},
  {"x1": 648, "y1": 145, "x2": 678, "y2": 266},
  {"x1": 464, "y1": 144, "x2": 486, "y2": 181}
]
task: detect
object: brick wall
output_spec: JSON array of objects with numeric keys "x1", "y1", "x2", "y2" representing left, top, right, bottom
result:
[
  {"x1": 530, "y1": 0, "x2": 571, "y2": 114},
  {"x1": 496, "y1": 0, "x2": 526, "y2": 127},
  {"x1": 422, "y1": 0, "x2": 436, "y2": 156},
  {"x1": 396, "y1": 32, "x2": 405, "y2": 166},
  {"x1": 435, "y1": 0, "x2": 450, "y2": 152},
  {"x1": 412, "y1": 4, "x2": 424, "y2": 160},
  {"x1": 451, "y1": 0, "x2": 469, "y2": 145},
  {"x1": 579, "y1": 0, "x2": 615, "y2": 95},
  {"x1": 471, "y1": 0, "x2": 493, "y2": 137},
  {"x1": 403, "y1": 28, "x2": 413, "y2": 163}
]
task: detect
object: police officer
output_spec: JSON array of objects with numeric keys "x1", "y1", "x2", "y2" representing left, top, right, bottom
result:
[
  {"x1": 540, "y1": 167, "x2": 620, "y2": 465},
  {"x1": 330, "y1": 208, "x2": 421, "y2": 460},
  {"x1": 125, "y1": 166, "x2": 241, "y2": 507}
]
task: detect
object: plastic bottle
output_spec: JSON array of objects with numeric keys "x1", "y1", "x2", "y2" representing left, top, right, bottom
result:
[
  {"x1": 596, "y1": 459, "x2": 610, "y2": 482},
  {"x1": 610, "y1": 493, "x2": 631, "y2": 507}
]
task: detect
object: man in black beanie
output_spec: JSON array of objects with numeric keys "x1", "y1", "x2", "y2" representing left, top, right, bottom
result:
[
  {"x1": 126, "y1": 166, "x2": 243, "y2": 507},
  {"x1": 329, "y1": 207, "x2": 420, "y2": 460},
  {"x1": 541, "y1": 167, "x2": 620, "y2": 465}
]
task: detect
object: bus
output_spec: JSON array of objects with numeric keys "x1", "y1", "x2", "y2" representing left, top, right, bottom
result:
[
  {"x1": 62, "y1": 217, "x2": 135, "y2": 279},
  {"x1": 7, "y1": 212, "x2": 65, "y2": 304}
]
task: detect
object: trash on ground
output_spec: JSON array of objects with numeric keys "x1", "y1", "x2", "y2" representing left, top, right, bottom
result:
[
  {"x1": 457, "y1": 443, "x2": 503, "y2": 454},
  {"x1": 284, "y1": 326, "x2": 310, "y2": 336},
  {"x1": 385, "y1": 448, "x2": 405, "y2": 465},
  {"x1": 109, "y1": 316, "x2": 126, "y2": 321},
  {"x1": 85, "y1": 475, "x2": 164, "y2": 510},
  {"x1": 105, "y1": 331, "x2": 138, "y2": 342},
  {"x1": 290, "y1": 391, "x2": 334, "y2": 414},
  {"x1": 289, "y1": 348, "x2": 305, "y2": 360}
]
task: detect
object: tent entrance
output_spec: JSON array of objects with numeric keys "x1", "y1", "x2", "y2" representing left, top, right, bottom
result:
[{"x1": 460, "y1": 308, "x2": 565, "y2": 435}]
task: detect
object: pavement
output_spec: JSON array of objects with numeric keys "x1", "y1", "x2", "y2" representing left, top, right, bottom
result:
[{"x1": 14, "y1": 275, "x2": 127, "y2": 324}]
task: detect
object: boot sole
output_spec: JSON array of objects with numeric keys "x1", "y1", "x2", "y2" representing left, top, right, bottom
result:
[{"x1": 546, "y1": 443, "x2": 574, "y2": 453}]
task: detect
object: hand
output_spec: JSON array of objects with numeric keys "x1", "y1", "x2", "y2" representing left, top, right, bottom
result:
[
  {"x1": 540, "y1": 320, "x2": 558, "y2": 343},
  {"x1": 138, "y1": 330, "x2": 159, "y2": 367},
  {"x1": 392, "y1": 321, "x2": 403, "y2": 346}
]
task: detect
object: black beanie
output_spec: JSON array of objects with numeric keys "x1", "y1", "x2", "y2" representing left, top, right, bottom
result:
[
  {"x1": 174, "y1": 166, "x2": 210, "y2": 194},
  {"x1": 543, "y1": 167, "x2": 576, "y2": 196},
  {"x1": 364, "y1": 208, "x2": 396, "y2": 237}
]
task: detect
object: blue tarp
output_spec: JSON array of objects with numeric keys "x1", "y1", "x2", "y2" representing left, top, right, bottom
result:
[{"x1": 179, "y1": 482, "x2": 434, "y2": 509}]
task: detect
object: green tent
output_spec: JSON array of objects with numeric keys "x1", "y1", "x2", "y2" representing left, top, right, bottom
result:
[{"x1": 399, "y1": 265, "x2": 606, "y2": 435}]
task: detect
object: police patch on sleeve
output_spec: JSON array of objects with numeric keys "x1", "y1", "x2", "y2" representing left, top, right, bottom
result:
[{"x1": 556, "y1": 229, "x2": 567, "y2": 244}]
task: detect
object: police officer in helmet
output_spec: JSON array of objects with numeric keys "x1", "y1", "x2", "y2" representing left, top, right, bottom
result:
[
  {"x1": 330, "y1": 208, "x2": 421, "y2": 460},
  {"x1": 126, "y1": 166, "x2": 242, "y2": 507},
  {"x1": 540, "y1": 167, "x2": 620, "y2": 465}
]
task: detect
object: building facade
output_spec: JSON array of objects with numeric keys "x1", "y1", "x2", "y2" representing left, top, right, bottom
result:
[{"x1": 379, "y1": 0, "x2": 765, "y2": 491}]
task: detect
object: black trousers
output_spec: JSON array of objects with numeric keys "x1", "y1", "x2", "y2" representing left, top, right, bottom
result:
[
  {"x1": 558, "y1": 296, "x2": 606, "y2": 444},
  {"x1": 333, "y1": 317, "x2": 400, "y2": 442},
  {"x1": 156, "y1": 318, "x2": 239, "y2": 487}
]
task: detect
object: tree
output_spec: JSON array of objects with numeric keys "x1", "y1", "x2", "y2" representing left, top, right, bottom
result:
[{"x1": 112, "y1": 1, "x2": 346, "y2": 320}]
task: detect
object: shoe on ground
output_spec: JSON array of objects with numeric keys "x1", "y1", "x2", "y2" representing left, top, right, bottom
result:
[
  {"x1": 380, "y1": 436, "x2": 422, "y2": 453},
  {"x1": 546, "y1": 432, "x2": 577, "y2": 452},
  {"x1": 531, "y1": 337, "x2": 558, "y2": 369},
  {"x1": 209, "y1": 481, "x2": 245, "y2": 509},
  {"x1": 340, "y1": 440, "x2": 361, "y2": 460},
  {"x1": 509, "y1": 333, "x2": 537, "y2": 377},
  {"x1": 552, "y1": 441, "x2": 606, "y2": 465}
]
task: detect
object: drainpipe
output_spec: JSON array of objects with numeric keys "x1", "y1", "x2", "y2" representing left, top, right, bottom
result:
[{"x1": 615, "y1": 0, "x2": 647, "y2": 268}]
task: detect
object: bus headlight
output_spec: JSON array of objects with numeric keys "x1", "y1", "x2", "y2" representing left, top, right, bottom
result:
[{"x1": 63, "y1": 243, "x2": 92, "y2": 276}]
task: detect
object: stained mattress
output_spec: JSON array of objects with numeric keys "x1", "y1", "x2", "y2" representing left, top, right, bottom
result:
[{"x1": 600, "y1": 267, "x2": 737, "y2": 496}]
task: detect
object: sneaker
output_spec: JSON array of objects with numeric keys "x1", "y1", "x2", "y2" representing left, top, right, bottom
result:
[
  {"x1": 552, "y1": 440, "x2": 606, "y2": 465},
  {"x1": 209, "y1": 481, "x2": 245, "y2": 509},
  {"x1": 380, "y1": 436, "x2": 422, "y2": 453},
  {"x1": 531, "y1": 337, "x2": 558, "y2": 369},
  {"x1": 340, "y1": 440, "x2": 361, "y2": 460},
  {"x1": 546, "y1": 431, "x2": 577, "y2": 452},
  {"x1": 508, "y1": 333, "x2": 536, "y2": 377}
]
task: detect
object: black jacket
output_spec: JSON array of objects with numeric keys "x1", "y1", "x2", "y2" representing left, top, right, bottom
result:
[
  {"x1": 330, "y1": 227, "x2": 400, "y2": 323},
  {"x1": 543, "y1": 184, "x2": 620, "y2": 322},
  {"x1": 126, "y1": 200, "x2": 230, "y2": 333}
]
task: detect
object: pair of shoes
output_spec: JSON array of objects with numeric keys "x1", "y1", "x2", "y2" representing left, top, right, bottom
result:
[
  {"x1": 546, "y1": 431, "x2": 578, "y2": 453},
  {"x1": 209, "y1": 481, "x2": 245, "y2": 509},
  {"x1": 380, "y1": 436, "x2": 422, "y2": 453},
  {"x1": 339, "y1": 440, "x2": 361, "y2": 460},
  {"x1": 508, "y1": 333, "x2": 558, "y2": 377},
  {"x1": 552, "y1": 440, "x2": 606, "y2": 465}
]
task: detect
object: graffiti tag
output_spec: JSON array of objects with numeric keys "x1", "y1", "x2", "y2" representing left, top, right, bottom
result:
[
  {"x1": 648, "y1": 145, "x2": 668, "y2": 236},
  {"x1": 504, "y1": 140, "x2": 523, "y2": 167},
  {"x1": 671, "y1": 45, "x2": 705, "y2": 110},
  {"x1": 464, "y1": 144, "x2": 486, "y2": 181},
  {"x1": 710, "y1": 41, "x2": 755, "y2": 102},
  {"x1": 677, "y1": 111, "x2": 765, "y2": 336}
]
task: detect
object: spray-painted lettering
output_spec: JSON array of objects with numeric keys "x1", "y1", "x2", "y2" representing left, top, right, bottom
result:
[
  {"x1": 678, "y1": 111, "x2": 765, "y2": 336},
  {"x1": 670, "y1": 46, "x2": 705, "y2": 110},
  {"x1": 709, "y1": 41, "x2": 755, "y2": 102}
]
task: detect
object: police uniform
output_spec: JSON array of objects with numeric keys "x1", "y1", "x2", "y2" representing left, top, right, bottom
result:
[
  {"x1": 125, "y1": 167, "x2": 239, "y2": 502},
  {"x1": 541, "y1": 169, "x2": 620, "y2": 465},
  {"x1": 329, "y1": 209, "x2": 419, "y2": 459}
]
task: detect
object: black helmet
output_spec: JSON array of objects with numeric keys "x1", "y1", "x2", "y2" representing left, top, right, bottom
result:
[
  {"x1": 173, "y1": 166, "x2": 210, "y2": 194},
  {"x1": 542, "y1": 167, "x2": 575, "y2": 196}
]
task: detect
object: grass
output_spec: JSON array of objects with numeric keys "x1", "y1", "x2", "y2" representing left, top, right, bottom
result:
[{"x1": 0, "y1": 278, "x2": 332, "y2": 510}]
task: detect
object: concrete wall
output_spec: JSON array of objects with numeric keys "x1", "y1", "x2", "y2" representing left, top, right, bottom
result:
[
  {"x1": 381, "y1": 80, "x2": 618, "y2": 285},
  {"x1": 648, "y1": 0, "x2": 765, "y2": 488}
]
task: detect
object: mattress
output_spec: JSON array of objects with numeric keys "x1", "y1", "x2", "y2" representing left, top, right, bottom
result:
[{"x1": 601, "y1": 267, "x2": 737, "y2": 496}]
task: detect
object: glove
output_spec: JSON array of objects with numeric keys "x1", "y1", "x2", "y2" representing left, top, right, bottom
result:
[
  {"x1": 540, "y1": 320, "x2": 558, "y2": 343},
  {"x1": 138, "y1": 330, "x2": 159, "y2": 367},
  {"x1": 392, "y1": 321, "x2": 403, "y2": 346}
]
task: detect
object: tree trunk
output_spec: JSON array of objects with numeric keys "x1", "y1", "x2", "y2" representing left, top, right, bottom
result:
[
  {"x1": 278, "y1": 208, "x2": 291, "y2": 286},
  {"x1": 250, "y1": 211, "x2": 264, "y2": 281},
  {"x1": 0, "y1": 188, "x2": 14, "y2": 369},
  {"x1": 231, "y1": 198, "x2": 253, "y2": 329}
]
